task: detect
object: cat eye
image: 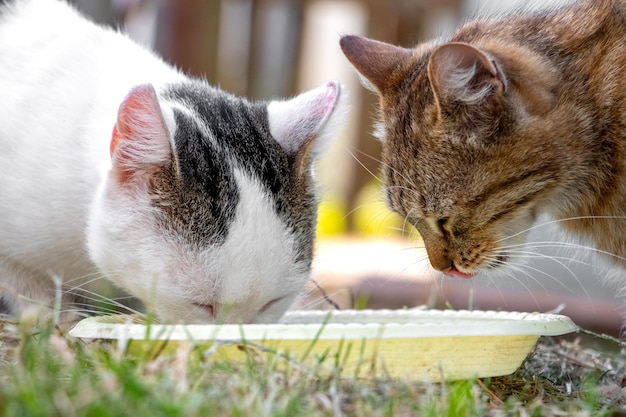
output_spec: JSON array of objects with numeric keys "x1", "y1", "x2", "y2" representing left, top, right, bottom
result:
[
  {"x1": 423, "y1": 216, "x2": 448, "y2": 237},
  {"x1": 259, "y1": 295, "x2": 287, "y2": 313},
  {"x1": 193, "y1": 303, "x2": 216, "y2": 318}
]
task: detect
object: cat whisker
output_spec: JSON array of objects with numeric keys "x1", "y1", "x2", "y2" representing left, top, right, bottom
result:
[
  {"x1": 298, "y1": 284, "x2": 344, "y2": 310},
  {"x1": 500, "y1": 239, "x2": 626, "y2": 265},
  {"x1": 62, "y1": 287, "x2": 143, "y2": 317},
  {"x1": 61, "y1": 271, "x2": 106, "y2": 285},
  {"x1": 393, "y1": 241, "x2": 428, "y2": 254},
  {"x1": 344, "y1": 200, "x2": 402, "y2": 235},
  {"x1": 486, "y1": 253, "x2": 556, "y2": 293},
  {"x1": 485, "y1": 249, "x2": 593, "y2": 302},
  {"x1": 378, "y1": 162, "x2": 422, "y2": 192},
  {"x1": 384, "y1": 184, "x2": 424, "y2": 202},
  {"x1": 496, "y1": 215, "x2": 626, "y2": 244},
  {"x1": 346, "y1": 148, "x2": 383, "y2": 183},
  {"x1": 62, "y1": 276, "x2": 111, "y2": 295},
  {"x1": 63, "y1": 305, "x2": 124, "y2": 318},
  {"x1": 435, "y1": 271, "x2": 482, "y2": 310},
  {"x1": 308, "y1": 279, "x2": 341, "y2": 310},
  {"x1": 399, "y1": 206, "x2": 420, "y2": 238},
  {"x1": 504, "y1": 250, "x2": 596, "y2": 270},
  {"x1": 483, "y1": 261, "x2": 544, "y2": 310},
  {"x1": 346, "y1": 149, "x2": 423, "y2": 196}
]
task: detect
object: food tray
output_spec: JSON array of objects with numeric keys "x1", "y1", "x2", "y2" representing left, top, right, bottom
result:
[{"x1": 69, "y1": 309, "x2": 578, "y2": 380}]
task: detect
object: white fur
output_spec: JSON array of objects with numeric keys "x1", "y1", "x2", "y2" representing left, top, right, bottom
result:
[
  {"x1": 0, "y1": 0, "x2": 340, "y2": 323},
  {"x1": 267, "y1": 81, "x2": 348, "y2": 158},
  {"x1": 87, "y1": 168, "x2": 306, "y2": 324},
  {"x1": 213, "y1": 170, "x2": 309, "y2": 323},
  {"x1": 88, "y1": 173, "x2": 304, "y2": 322},
  {"x1": 0, "y1": 0, "x2": 181, "y2": 312}
]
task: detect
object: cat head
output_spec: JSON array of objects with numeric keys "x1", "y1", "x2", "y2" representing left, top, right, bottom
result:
[
  {"x1": 341, "y1": 35, "x2": 572, "y2": 278},
  {"x1": 88, "y1": 81, "x2": 346, "y2": 323}
]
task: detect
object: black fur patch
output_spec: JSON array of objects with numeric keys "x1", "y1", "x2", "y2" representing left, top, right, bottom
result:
[
  {"x1": 161, "y1": 80, "x2": 318, "y2": 264},
  {"x1": 0, "y1": 293, "x2": 14, "y2": 316},
  {"x1": 0, "y1": 0, "x2": 16, "y2": 15},
  {"x1": 166, "y1": 81, "x2": 287, "y2": 192},
  {"x1": 149, "y1": 104, "x2": 239, "y2": 247}
]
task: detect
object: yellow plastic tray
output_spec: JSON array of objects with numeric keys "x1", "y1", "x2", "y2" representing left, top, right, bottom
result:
[{"x1": 69, "y1": 309, "x2": 577, "y2": 381}]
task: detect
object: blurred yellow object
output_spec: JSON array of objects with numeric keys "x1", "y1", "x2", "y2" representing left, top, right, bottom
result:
[
  {"x1": 316, "y1": 198, "x2": 347, "y2": 237},
  {"x1": 354, "y1": 182, "x2": 403, "y2": 237}
]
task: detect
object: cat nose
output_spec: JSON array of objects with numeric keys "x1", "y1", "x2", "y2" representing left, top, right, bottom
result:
[
  {"x1": 426, "y1": 249, "x2": 453, "y2": 272},
  {"x1": 428, "y1": 252, "x2": 477, "y2": 279}
]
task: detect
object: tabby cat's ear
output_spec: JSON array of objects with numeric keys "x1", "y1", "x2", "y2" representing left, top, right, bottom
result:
[
  {"x1": 339, "y1": 35, "x2": 412, "y2": 92},
  {"x1": 110, "y1": 84, "x2": 175, "y2": 185},
  {"x1": 267, "y1": 81, "x2": 346, "y2": 175},
  {"x1": 428, "y1": 43, "x2": 507, "y2": 141},
  {"x1": 427, "y1": 42, "x2": 507, "y2": 107}
]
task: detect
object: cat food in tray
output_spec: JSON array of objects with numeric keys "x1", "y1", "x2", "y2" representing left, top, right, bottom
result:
[{"x1": 70, "y1": 309, "x2": 577, "y2": 380}]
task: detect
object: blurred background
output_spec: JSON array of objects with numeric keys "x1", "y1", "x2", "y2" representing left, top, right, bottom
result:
[{"x1": 72, "y1": 0, "x2": 623, "y2": 336}]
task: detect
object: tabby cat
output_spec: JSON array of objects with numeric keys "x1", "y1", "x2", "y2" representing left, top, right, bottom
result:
[{"x1": 340, "y1": 0, "x2": 626, "y2": 279}]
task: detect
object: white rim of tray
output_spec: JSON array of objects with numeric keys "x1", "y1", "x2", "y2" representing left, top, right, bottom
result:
[{"x1": 69, "y1": 309, "x2": 578, "y2": 341}]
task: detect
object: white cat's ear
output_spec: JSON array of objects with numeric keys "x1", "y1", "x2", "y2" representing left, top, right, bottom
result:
[
  {"x1": 340, "y1": 35, "x2": 412, "y2": 93},
  {"x1": 427, "y1": 42, "x2": 507, "y2": 106},
  {"x1": 267, "y1": 81, "x2": 346, "y2": 173},
  {"x1": 110, "y1": 84, "x2": 174, "y2": 184}
]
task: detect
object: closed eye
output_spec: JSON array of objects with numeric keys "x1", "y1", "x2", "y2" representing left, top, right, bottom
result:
[
  {"x1": 259, "y1": 295, "x2": 288, "y2": 314},
  {"x1": 485, "y1": 190, "x2": 544, "y2": 224}
]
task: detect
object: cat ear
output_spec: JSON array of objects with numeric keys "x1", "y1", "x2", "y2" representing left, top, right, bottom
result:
[
  {"x1": 428, "y1": 43, "x2": 507, "y2": 141},
  {"x1": 110, "y1": 84, "x2": 174, "y2": 184},
  {"x1": 340, "y1": 35, "x2": 412, "y2": 92},
  {"x1": 267, "y1": 81, "x2": 346, "y2": 174},
  {"x1": 427, "y1": 42, "x2": 507, "y2": 106}
]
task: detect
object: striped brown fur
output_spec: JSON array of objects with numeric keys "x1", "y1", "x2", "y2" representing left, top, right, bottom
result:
[{"x1": 341, "y1": 0, "x2": 626, "y2": 276}]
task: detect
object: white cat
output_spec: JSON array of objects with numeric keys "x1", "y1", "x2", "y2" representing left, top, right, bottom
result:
[{"x1": 0, "y1": 0, "x2": 346, "y2": 324}]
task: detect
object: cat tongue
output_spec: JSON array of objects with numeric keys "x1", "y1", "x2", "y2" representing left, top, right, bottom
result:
[{"x1": 444, "y1": 268, "x2": 475, "y2": 279}]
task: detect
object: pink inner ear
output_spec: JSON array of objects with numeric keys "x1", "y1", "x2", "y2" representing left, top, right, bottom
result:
[
  {"x1": 268, "y1": 81, "x2": 342, "y2": 156},
  {"x1": 319, "y1": 82, "x2": 339, "y2": 119},
  {"x1": 109, "y1": 84, "x2": 171, "y2": 184},
  {"x1": 110, "y1": 124, "x2": 121, "y2": 157},
  {"x1": 110, "y1": 84, "x2": 162, "y2": 156}
]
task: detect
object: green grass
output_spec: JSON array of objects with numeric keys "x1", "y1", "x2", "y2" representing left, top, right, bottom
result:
[{"x1": 1, "y1": 317, "x2": 625, "y2": 417}]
